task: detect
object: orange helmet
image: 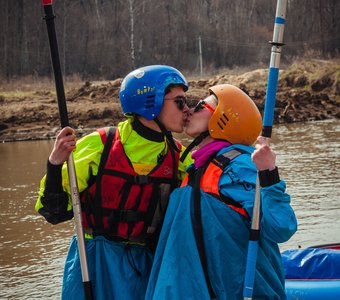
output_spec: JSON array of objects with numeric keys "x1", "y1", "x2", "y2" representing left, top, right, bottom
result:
[{"x1": 208, "y1": 84, "x2": 262, "y2": 145}]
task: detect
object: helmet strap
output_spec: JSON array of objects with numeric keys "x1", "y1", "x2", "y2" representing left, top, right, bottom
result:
[
  {"x1": 153, "y1": 118, "x2": 180, "y2": 153},
  {"x1": 154, "y1": 117, "x2": 180, "y2": 191},
  {"x1": 180, "y1": 131, "x2": 210, "y2": 162}
]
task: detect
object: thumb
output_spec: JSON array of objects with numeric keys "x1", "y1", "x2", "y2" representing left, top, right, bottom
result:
[{"x1": 256, "y1": 136, "x2": 269, "y2": 147}]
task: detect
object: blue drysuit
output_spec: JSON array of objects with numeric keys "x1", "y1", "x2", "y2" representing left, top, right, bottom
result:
[
  {"x1": 62, "y1": 236, "x2": 153, "y2": 300},
  {"x1": 145, "y1": 144, "x2": 297, "y2": 300}
]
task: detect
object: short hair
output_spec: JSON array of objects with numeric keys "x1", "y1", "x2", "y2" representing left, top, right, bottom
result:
[{"x1": 164, "y1": 84, "x2": 183, "y2": 95}]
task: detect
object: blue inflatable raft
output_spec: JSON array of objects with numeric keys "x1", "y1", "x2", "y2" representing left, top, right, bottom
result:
[{"x1": 282, "y1": 243, "x2": 340, "y2": 299}]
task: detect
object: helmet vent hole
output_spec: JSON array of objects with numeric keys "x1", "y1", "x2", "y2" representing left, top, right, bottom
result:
[
  {"x1": 145, "y1": 96, "x2": 155, "y2": 109},
  {"x1": 219, "y1": 117, "x2": 227, "y2": 126},
  {"x1": 217, "y1": 122, "x2": 224, "y2": 130},
  {"x1": 222, "y1": 113, "x2": 229, "y2": 122}
]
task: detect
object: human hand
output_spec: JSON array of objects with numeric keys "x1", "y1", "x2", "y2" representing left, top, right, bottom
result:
[
  {"x1": 48, "y1": 127, "x2": 76, "y2": 165},
  {"x1": 251, "y1": 136, "x2": 276, "y2": 171}
]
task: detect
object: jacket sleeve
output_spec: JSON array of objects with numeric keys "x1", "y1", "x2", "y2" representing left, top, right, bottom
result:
[
  {"x1": 218, "y1": 153, "x2": 297, "y2": 244},
  {"x1": 35, "y1": 161, "x2": 73, "y2": 224},
  {"x1": 35, "y1": 131, "x2": 104, "y2": 224},
  {"x1": 260, "y1": 181, "x2": 297, "y2": 243}
]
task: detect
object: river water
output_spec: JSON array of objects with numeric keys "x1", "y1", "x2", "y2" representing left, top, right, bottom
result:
[{"x1": 0, "y1": 119, "x2": 339, "y2": 299}]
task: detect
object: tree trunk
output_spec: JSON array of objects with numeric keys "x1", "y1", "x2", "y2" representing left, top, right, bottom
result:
[{"x1": 129, "y1": 0, "x2": 136, "y2": 69}]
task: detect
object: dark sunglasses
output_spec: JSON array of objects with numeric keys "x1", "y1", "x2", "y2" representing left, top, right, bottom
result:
[
  {"x1": 164, "y1": 96, "x2": 188, "y2": 111},
  {"x1": 193, "y1": 100, "x2": 215, "y2": 113}
]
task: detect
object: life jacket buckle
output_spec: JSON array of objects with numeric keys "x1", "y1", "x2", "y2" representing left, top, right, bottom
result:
[{"x1": 134, "y1": 175, "x2": 148, "y2": 185}]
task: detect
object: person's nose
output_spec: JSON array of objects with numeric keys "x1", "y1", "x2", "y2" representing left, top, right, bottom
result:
[
  {"x1": 186, "y1": 107, "x2": 194, "y2": 116},
  {"x1": 183, "y1": 103, "x2": 190, "y2": 113}
]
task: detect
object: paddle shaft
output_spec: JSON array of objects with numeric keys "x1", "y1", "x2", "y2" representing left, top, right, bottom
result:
[
  {"x1": 243, "y1": 1, "x2": 288, "y2": 299},
  {"x1": 41, "y1": 1, "x2": 93, "y2": 299}
]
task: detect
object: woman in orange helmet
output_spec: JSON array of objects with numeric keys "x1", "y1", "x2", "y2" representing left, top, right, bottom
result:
[{"x1": 146, "y1": 84, "x2": 297, "y2": 299}]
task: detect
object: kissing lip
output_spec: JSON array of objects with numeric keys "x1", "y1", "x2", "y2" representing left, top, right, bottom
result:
[
  {"x1": 184, "y1": 116, "x2": 190, "y2": 126},
  {"x1": 183, "y1": 114, "x2": 189, "y2": 123}
]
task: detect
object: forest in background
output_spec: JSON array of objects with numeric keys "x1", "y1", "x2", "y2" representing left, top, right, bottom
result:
[{"x1": 0, "y1": 0, "x2": 339, "y2": 81}]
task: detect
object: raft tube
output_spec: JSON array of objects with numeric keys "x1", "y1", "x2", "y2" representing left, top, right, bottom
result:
[
  {"x1": 283, "y1": 243, "x2": 340, "y2": 299},
  {"x1": 286, "y1": 279, "x2": 340, "y2": 299}
]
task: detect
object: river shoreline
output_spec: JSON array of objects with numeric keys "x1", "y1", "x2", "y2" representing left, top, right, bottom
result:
[{"x1": 1, "y1": 59, "x2": 339, "y2": 143}]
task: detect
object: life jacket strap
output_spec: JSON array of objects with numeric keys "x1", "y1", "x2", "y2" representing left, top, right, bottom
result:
[
  {"x1": 100, "y1": 169, "x2": 174, "y2": 185},
  {"x1": 106, "y1": 209, "x2": 147, "y2": 224},
  {"x1": 193, "y1": 154, "x2": 217, "y2": 299},
  {"x1": 180, "y1": 131, "x2": 210, "y2": 162},
  {"x1": 191, "y1": 149, "x2": 248, "y2": 298},
  {"x1": 212, "y1": 149, "x2": 245, "y2": 168},
  {"x1": 94, "y1": 127, "x2": 116, "y2": 231}
]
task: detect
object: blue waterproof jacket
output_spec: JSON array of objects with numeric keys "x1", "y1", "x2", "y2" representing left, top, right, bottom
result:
[{"x1": 145, "y1": 145, "x2": 297, "y2": 300}]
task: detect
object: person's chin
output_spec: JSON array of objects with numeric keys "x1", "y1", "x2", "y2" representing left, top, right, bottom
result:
[
  {"x1": 184, "y1": 128, "x2": 195, "y2": 137},
  {"x1": 172, "y1": 125, "x2": 184, "y2": 134}
]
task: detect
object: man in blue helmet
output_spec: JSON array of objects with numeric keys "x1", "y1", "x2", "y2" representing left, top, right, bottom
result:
[{"x1": 35, "y1": 65, "x2": 193, "y2": 300}]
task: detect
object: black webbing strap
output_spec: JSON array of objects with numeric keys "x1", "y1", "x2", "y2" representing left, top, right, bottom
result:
[
  {"x1": 126, "y1": 186, "x2": 144, "y2": 237},
  {"x1": 100, "y1": 169, "x2": 173, "y2": 184},
  {"x1": 191, "y1": 149, "x2": 247, "y2": 297},
  {"x1": 110, "y1": 180, "x2": 132, "y2": 236},
  {"x1": 106, "y1": 208, "x2": 147, "y2": 223},
  {"x1": 142, "y1": 143, "x2": 178, "y2": 249},
  {"x1": 193, "y1": 154, "x2": 217, "y2": 299},
  {"x1": 154, "y1": 118, "x2": 180, "y2": 153},
  {"x1": 211, "y1": 149, "x2": 244, "y2": 169},
  {"x1": 93, "y1": 127, "x2": 116, "y2": 233},
  {"x1": 141, "y1": 184, "x2": 161, "y2": 237},
  {"x1": 83, "y1": 190, "x2": 95, "y2": 228},
  {"x1": 180, "y1": 131, "x2": 209, "y2": 163}
]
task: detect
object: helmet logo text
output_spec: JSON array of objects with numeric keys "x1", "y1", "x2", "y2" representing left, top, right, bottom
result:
[{"x1": 137, "y1": 86, "x2": 155, "y2": 95}]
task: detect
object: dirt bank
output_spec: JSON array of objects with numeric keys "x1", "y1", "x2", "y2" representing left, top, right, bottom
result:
[{"x1": 1, "y1": 59, "x2": 339, "y2": 142}]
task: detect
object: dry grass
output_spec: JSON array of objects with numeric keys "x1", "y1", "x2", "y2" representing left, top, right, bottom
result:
[
  {"x1": 0, "y1": 74, "x2": 84, "y2": 95},
  {"x1": 1, "y1": 58, "x2": 339, "y2": 97},
  {"x1": 283, "y1": 58, "x2": 340, "y2": 78}
]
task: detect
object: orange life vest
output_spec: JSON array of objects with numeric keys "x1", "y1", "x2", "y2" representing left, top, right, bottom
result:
[{"x1": 181, "y1": 149, "x2": 249, "y2": 218}]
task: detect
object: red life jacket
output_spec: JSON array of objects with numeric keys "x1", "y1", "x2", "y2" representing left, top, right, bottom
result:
[
  {"x1": 181, "y1": 149, "x2": 249, "y2": 218},
  {"x1": 81, "y1": 127, "x2": 181, "y2": 244}
]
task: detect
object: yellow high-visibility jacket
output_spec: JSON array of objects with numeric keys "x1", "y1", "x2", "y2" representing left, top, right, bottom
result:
[{"x1": 35, "y1": 117, "x2": 193, "y2": 217}]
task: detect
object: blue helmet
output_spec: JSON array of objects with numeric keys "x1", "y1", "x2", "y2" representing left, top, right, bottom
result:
[{"x1": 119, "y1": 65, "x2": 188, "y2": 120}]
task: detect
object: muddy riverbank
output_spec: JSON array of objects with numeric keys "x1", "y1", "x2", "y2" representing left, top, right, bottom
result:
[{"x1": 1, "y1": 59, "x2": 339, "y2": 142}]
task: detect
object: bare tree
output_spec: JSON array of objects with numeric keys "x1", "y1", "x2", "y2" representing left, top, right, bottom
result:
[
  {"x1": 0, "y1": 0, "x2": 338, "y2": 80},
  {"x1": 128, "y1": 0, "x2": 136, "y2": 69}
]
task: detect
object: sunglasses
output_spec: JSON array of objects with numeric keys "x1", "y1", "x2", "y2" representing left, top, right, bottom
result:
[
  {"x1": 193, "y1": 100, "x2": 215, "y2": 113},
  {"x1": 164, "y1": 96, "x2": 188, "y2": 111}
]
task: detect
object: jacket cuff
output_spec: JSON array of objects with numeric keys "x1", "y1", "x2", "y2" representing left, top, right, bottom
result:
[
  {"x1": 45, "y1": 160, "x2": 64, "y2": 193},
  {"x1": 258, "y1": 167, "x2": 280, "y2": 187}
]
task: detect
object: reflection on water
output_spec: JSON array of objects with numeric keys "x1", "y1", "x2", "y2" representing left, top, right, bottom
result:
[
  {"x1": 0, "y1": 140, "x2": 74, "y2": 300},
  {"x1": 0, "y1": 120, "x2": 339, "y2": 299}
]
